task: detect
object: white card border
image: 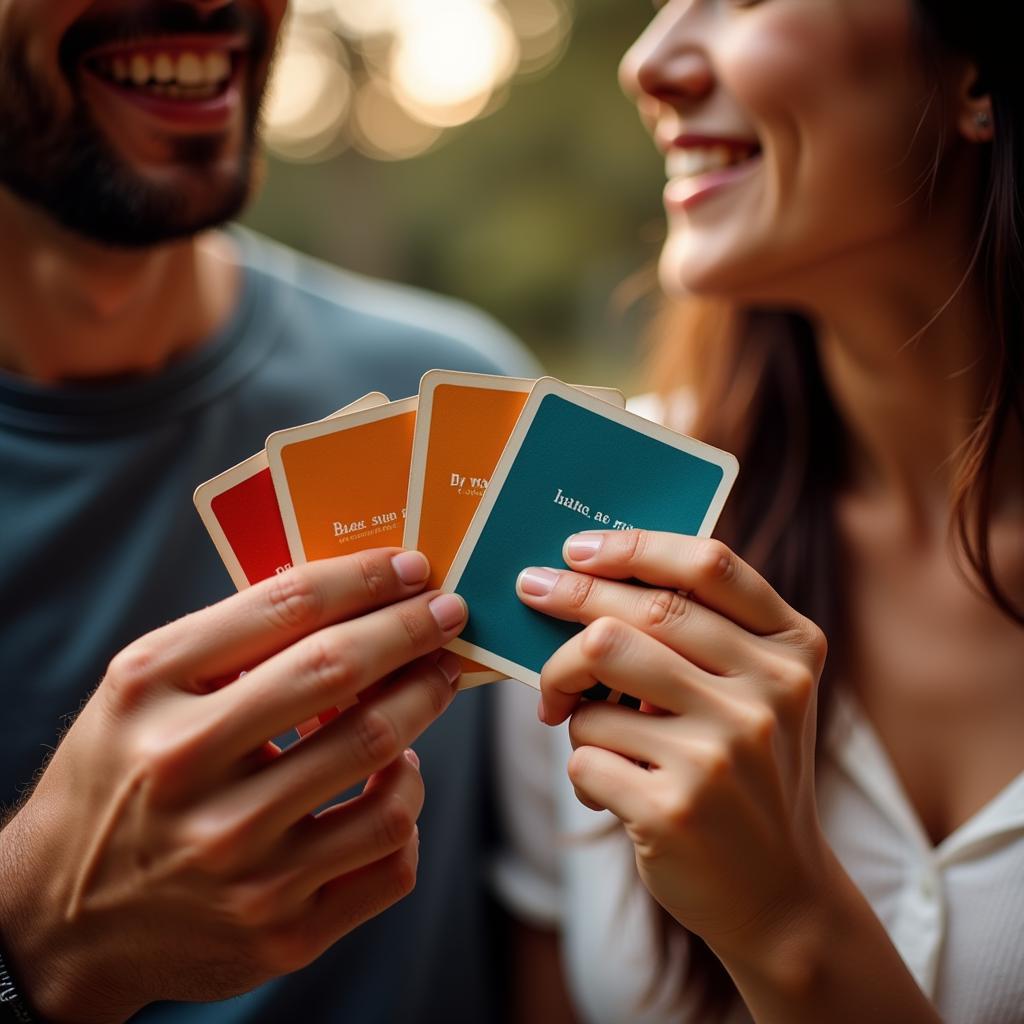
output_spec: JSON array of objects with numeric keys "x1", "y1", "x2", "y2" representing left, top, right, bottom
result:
[
  {"x1": 405, "y1": 370, "x2": 625, "y2": 550},
  {"x1": 193, "y1": 392, "x2": 389, "y2": 590},
  {"x1": 441, "y1": 376, "x2": 740, "y2": 688},
  {"x1": 267, "y1": 396, "x2": 418, "y2": 566},
  {"x1": 403, "y1": 372, "x2": 623, "y2": 690},
  {"x1": 404, "y1": 372, "x2": 543, "y2": 688}
]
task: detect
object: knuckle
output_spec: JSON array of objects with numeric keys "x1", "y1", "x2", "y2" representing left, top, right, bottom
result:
[
  {"x1": 127, "y1": 726, "x2": 190, "y2": 791},
  {"x1": 629, "y1": 790, "x2": 689, "y2": 857},
  {"x1": 805, "y1": 622, "x2": 829, "y2": 670},
  {"x1": 774, "y1": 658, "x2": 817, "y2": 707},
  {"x1": 694, "y1": 539, "x2": 734, "y2": 582},
  {"x1": 651, "y1": 785, "x2": 696, "y2": 832},
  {"x1": 643, "y1": 589, "x2": 690, "y2": 631},
  {"x1": 565, "y1": 573, "x2": 598, "y2": 613},
  {"x1": 420, "y1": 667, "x2": 451, "y2": 718},
  {"x1": 376, "y1": 795, "x2": 417, "y2": 850},
  {"x1": 179, "y1": 814, "x2": 250, "y2": 877},
  {"x1": 300, "y1": 634, "x2": 357, "y2": 694},
  {"x1": 264, "y1": 569, "x2": 322, "y2": 633},
  {"x1": 397, "y1": 605, "x2": 433, "y2": 648},
  {"x1": 724, "y1": 705, "x2": 778, "y2": 768},
  {"x1": 620, "y1": 529, "x2": 649, "y2": 566},
  {"x1": 580, "y1": 617, "x2": 623, "y2": 663},
  {"x1": 225, "y1": 880, "x2": 283, "y2": 930},
  {"x1": 105, "y1": 639, "x2": 161, "y2": 706},
  {"x1": 693, "y1": 741, "x2": 732, "y2": 783},
  {"x1": 354, "y1": 708, "x2": 402, "y2": 768},
  {"x1": 738, "y1": 705, "x2": 778, "y2": 752},
  {"x1": 356, "y1": 551, "x2": 389, "y2": 602}
]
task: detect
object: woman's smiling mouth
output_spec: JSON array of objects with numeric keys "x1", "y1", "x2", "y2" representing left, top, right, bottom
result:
[{"x1": 664, "y1": 135, "x2": 763, "y2": 211}]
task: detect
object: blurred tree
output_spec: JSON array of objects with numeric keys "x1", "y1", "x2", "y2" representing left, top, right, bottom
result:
[{"x1": 244, "y1": 0, "x2": 665, "y2": 391}]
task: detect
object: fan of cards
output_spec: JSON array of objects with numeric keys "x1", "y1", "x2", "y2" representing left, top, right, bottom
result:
[{"x1": 195, "y1": 371, "x2": 738, "y2": 692}]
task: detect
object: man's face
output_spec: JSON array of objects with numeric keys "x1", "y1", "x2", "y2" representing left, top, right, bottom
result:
[{"x1": 0, "y1": 0, "x2": 286, "y2": 248}]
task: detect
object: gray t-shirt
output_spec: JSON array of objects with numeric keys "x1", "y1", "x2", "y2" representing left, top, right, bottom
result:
[{"x1": 0, "y1": 230, "x2": 538, "y2": 1023}]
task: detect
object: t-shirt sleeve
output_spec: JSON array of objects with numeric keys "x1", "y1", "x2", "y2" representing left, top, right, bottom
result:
[{"x1": 490, "y1": 679, "x2": 565, "y2": 928}]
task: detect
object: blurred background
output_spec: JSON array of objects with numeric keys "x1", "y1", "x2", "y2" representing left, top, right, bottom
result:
[{"x1": 243, "y1": 0, "x2": 666, "y2": 393}]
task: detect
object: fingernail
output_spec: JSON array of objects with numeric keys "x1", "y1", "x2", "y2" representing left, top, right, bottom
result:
[
  {"x1": 518, "y1": 567, "x2": 560, "y2": 597},
  {"x1": 404, "y1": 748, "x2": 421, "y2": 770},
  {"x1": 436, "y1": 651, "x2": 463, "y2": 687},
  {"x1": 429, "y1": 593, "x2": 466, "y2": 632},
  {"x1": 565, "y1": 533, "x2": 605, "y2": 562},
  {"x1": 392, "y1": 550, "x2": 430, "y2": 586}
]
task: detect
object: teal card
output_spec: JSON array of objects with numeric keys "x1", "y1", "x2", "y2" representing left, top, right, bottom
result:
[{"x1": 442, "y1": 378, "x2": 739, "y2": 688}]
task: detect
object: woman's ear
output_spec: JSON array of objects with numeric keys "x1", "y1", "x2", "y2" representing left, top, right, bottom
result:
[{"x1": 956, "y1": 63, "x2": 994, "y2": 143}]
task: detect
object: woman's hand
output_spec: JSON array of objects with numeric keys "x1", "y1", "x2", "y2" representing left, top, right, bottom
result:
[{"x1": 516, "y1": 529, "x2": 831, "y2": 963}]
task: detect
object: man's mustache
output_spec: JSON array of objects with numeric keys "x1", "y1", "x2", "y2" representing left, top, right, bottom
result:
[{"x1": 59, "y1": 3, "x2": 268, "y2": 71}]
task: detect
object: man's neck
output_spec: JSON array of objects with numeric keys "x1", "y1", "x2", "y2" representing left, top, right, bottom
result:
[{"x1": 0, "y1": 188, "x2": 240, "y2": 384}]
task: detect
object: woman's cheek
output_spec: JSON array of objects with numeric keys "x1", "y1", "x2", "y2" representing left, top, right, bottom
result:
[{"x1": 719, "y1": 7, "x2": 846, "y2": 117}]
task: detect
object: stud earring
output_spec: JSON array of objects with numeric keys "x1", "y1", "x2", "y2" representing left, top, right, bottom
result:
[{"x1": 974, "y1": 110, "x2": 992, "y2": 131}]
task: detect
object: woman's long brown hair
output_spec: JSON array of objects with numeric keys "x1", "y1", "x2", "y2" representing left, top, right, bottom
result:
[{"x1": 642, "y1": 1, "x2": 1023, "y2": 1015}]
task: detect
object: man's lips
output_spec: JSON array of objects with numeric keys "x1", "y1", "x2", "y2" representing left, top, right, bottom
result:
[
  {"x1": 82, "y1": 32, "x2": 248, "y2": 60},
  {"x1": 78, "y1": 35, "x2": 249, "y2": 132}
]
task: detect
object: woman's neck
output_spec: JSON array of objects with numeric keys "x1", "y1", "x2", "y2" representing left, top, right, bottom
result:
[
  {"x1": 795, "y1": 230, "x2": 1020, "y2": 538},
  {"x1": 819, "y1": 295, "x2": 987, "y2": 508}
]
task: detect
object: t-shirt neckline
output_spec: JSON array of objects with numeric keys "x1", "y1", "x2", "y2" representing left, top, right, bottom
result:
[{"x1": 0, "y1": 233, "x2": 282, "y2": 437}]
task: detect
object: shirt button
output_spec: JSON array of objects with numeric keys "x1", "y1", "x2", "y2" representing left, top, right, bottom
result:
[{"x1": 919, "y1": 874, "x2": 935, "y2": 900}]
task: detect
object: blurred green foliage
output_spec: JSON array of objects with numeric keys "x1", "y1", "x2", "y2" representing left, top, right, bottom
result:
[{"x1": 244, "y1": 0, "x2": 665, "y2": 392}]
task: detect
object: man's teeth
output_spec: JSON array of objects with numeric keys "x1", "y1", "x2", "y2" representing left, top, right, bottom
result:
[
  {"x1": 666, "y1": 145, "x2": 757, "y2": 180},
  {"x1": 97, "y1": 50, "x2": 232, "y2": 98}
]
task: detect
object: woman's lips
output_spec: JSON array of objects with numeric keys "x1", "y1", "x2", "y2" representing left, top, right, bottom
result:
[{"x1": 663, "y1": 137, "x2": 763, "y2": 211}]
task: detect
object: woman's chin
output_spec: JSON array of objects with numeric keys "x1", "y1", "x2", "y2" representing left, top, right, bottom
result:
[
  {"x1": 658, "y1": 236, "x2": 773, "y2": 303},
  {"x1": 658, "y1": 251, "x2": 735, "y2": 301}
]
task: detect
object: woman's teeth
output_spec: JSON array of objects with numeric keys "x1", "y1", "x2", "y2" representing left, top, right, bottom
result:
[
  {"x1": 90, "y1": 50, "x2": 233, "y2": 100},
  {"x1": 666, "y1": 145, "x2": 759, "y2": 180}
]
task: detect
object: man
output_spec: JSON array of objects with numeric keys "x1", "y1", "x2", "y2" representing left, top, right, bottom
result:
[{"x1": 0, "y1": 1, "x2": 535, "y2": 1020}]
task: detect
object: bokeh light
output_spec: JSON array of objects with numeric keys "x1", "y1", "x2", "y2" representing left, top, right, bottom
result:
[
  {"x1": 262, "y1": 0, "x2": 574, "y2": 162},
  {"x1": 261, "y1": 23, "x2": 352, "y2": 161}
]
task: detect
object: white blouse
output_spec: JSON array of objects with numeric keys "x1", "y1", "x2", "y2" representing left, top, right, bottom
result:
[
  {"x1": 490, "y1": 396, "x2": 1024, "y2": 1024},
  {"x1": 493, "y1": 680, "x2": 1024, "y2": 1023}
]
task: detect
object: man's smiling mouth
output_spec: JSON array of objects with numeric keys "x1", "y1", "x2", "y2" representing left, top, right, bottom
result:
[{"x1": 83, "y1": 39, "x2": 242, "y2": 102}]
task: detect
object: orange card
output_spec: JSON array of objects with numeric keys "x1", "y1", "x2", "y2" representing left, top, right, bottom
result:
[
  {"x1": 193, "y1": 393, "x2": 389, "y2": 589},
  {"x1": 404, "y1": 372, "x2": 624, "y2": 688},
  {"x1": 267, "y1": 397, "x2": 418, "y2": 565}
]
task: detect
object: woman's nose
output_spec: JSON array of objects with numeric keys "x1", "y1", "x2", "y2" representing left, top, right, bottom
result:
[{"x1": 619, "y1": 15, "x2": 714, "y2": 108}]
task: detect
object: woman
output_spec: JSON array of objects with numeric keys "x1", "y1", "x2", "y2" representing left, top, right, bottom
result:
[{"x1": 494, "y1": 1, "x2": 1023, "y2": 1021}]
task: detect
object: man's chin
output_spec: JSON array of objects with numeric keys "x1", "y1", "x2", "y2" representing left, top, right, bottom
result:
[{"x1": 48, "y1": 156, "x2": 254, "y2": 250}]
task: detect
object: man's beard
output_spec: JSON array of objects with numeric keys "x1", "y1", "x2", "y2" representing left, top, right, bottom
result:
[{"x1": 0, "y1": 3, "x2": 269, "y2": 249}]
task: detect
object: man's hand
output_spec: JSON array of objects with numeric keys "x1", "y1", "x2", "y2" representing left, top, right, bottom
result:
[{"x1": 0, "y1": 548, "x2": 467, "y2": 1023}]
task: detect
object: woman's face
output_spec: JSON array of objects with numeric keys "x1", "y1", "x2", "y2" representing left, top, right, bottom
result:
[{"x1": 621, "y1": 0, "x2": 961, "y2": 303}]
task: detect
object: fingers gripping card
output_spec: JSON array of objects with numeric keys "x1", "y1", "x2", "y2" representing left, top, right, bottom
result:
[
  {"x1": 193, "y1": 393, "x2": 389, "y2": 589},
  {"x1": 404, "y1": 371, "x2": 625, "y2": 688},
  {"x1": 441, "y1": 378, "x2": 739, "y2": 689},
  {"x1": 267, "y1": 397, "x2": 418, "y2": 565}
]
